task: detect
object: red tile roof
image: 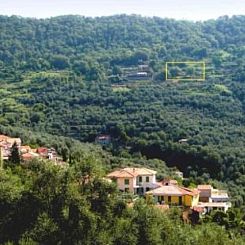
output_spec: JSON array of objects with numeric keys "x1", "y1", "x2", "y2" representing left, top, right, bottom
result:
[
  {"x1": 107, "y1": 167, "x2": 156, "y2": 178},
  {"x1": 0, "y1": 135, "x2": 21, "y2": 144},
  {"x1": 37, "y1": 147, "x2": 48, "y2": 154},
  {"x1": 22, "y1": 152, "x2": 39, "y2": 161},
  {"x1": 20, "y1": 145, "x2": 32, "y2": 152},
  {"x1": 157, "y1": 179, "x2": 178, "y2": 186},
  {"x1": 0, "y1": 135, "x2": 9, "y2": 140},
  {"x1": 147, "y1": 185, "x2": 199, "y2": 197}
]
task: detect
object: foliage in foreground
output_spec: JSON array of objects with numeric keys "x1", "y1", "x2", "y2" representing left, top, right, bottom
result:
[{"x1": 0, "y1": 156, "x2": 244, "y2": 245}]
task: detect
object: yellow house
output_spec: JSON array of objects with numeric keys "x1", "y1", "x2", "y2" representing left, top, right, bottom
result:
[{"x1": 146, "y1": 184, "x2": 199, "y2": 207}]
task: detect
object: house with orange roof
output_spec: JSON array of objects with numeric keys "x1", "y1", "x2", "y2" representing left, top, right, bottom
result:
[
  {"x1": 20, "y1": 145, "x2": 32, "y2": 154},
  {"x1": 0, "y1": 135, "x2": 9, "y2": 141},
  {"x1": 36, "y1": 147, "x2": 57, "y2": 161},
  {"x1": 0, "y1": 135, "x2": 21, "y2": 146},
  {"x1": 107, "y1": 167, "x2": 158, "y2": 195},
  {"x1": 146, "y1": 182, "x2": 199, "y2": 207},
  {"x1": 158, "y1": 178, "x2": 178, "y2": 186},
  {"x1": 22, "y1": 152, "x2": 39, "y2": 161},
  {"x1": 0, "y1": 134, "x2": 21, "y2": 159}
]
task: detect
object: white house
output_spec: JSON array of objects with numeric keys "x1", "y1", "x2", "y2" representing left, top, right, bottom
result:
[{"x1": 107, "y1": 167, "x2": 158, "y2": 195}]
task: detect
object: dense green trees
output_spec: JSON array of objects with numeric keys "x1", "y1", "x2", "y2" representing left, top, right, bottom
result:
[{"x1": 0, "y1": 15, "x2": 244, "y2": 76}]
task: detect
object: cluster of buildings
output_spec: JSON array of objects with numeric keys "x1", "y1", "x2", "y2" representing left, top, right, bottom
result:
[
  {"x1": 1, "y1": 134, "x2": 231, "y2": 216},
  {"x1": 0, "y1": 134, "x2": 59, "y2": 162},
  {"x1": 106, "y1": 167, "x2": 231, "y2": 215}
]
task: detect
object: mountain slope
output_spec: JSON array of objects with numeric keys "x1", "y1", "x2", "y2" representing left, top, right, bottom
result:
[{"x1": 0, "y1": 15, "x2": 244, "y2": 205}]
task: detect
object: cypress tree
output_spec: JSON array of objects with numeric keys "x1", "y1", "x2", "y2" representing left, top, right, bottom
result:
[{"x1": 9, "y1": 141, "x2": 21, "y2": 164}]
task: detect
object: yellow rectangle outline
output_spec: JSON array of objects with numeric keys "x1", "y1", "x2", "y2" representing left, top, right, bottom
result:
[{"x1": 165, "y1": 62, "x2": 205, "y2": 81}]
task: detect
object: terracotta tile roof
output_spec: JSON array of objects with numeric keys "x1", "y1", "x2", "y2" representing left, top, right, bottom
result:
[
  {"x1": 107, "y1": 170, "x2": 135, "y2": 178},
  {"x1": 21, "y1": 145, "x2": 31, "y2": 150},
  {"x1": 147, "y1": 185, "x2": 199, "y2": 197},
  {"x1": 20, "y1": 145, "x2": 32, "y2": 152},
  {"x1": 107, "y1": 167, "x2": 156, "y2": 178},
  {"x1": 0, "y1": 135, "x2": 9, "y2": 140},
  {"x1": 0, "y1": 135, "x2": 21, "y2": 144},
  {"x1": 37, "y1": 147, "x2": 48, "y2": 154},
  {"x1": 197, "y1": 185, "x2": 213, "y2": 190},
  {"x1": 22, "y1": 152, "x2": 39, "y2": 160},
  {"x1": 157, "y1": 179, "x2": 178, "y2": 186}
]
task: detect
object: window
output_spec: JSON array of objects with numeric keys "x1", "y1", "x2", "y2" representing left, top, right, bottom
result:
[
  {"x1": 139, "y1": 176, "x2": 142, "y2": 182},
  {"x1": 124, "y1": 179, "x2": 129, "y2": 185},
  {"x1": 158, "y1": 196, "x2": 163, "y2": 203},
  {"x1": 179, "y1": 196, "x2": 182, "y2": 205},
  {"x1": 146, "y1": 187, "x2": 150, "y2": 192},
  {"x1": 146, "y1": 176, "x2": 149, "y2": 182},
  {"x1": 168, "y1": 196, "x2": 171, "y2": 203}
]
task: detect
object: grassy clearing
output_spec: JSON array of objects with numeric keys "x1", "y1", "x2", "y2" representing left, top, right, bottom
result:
[
  {"x1": 112, "y1": 86, "x2": 131, "y2": 93},
  {"x1": 181, "y1": 83, "x2": 232, "y2": 97},
  {"x1": 213, "y1": 84, "x2": 232, "y2": 94}
]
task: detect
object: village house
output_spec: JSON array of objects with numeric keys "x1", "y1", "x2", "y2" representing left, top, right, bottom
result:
[
  {"x1": 197, "y1": 185, "x2": 230, "y2": 203},
  {"x1": 127, "y1": 71, "x2": 149, "y2": 80},
  {"x1": 178, "y1": 138, "x2": 188, "y2": 144},
  {"x1": 0, "y1": 135, "x2": 21, "y2": 160},
  {"x1": 197, "y1": 185, "x2": 213, "y2": 202},
  {"x1": 195, "y1": 202, "x2": 231, "y2": 214},
  {"x1": 95, "y1": 135, "x2": 111, "y2": 145},
  {"x1": 146, "y1": 179, "x2": 199, "y2": 207},
  {"x1": 20, "y1": 145, "x2": 32, "y2": 154},
  {"x1": 22, "y1": 151, "x2": 39, "y2": 161},
  {"x1": 0, "y1": 135, "x2": 21, "y2": 146},
  {"x1": 36, "y1": 147, "x2": 58, "y2": 161},
  {"x1": 193, "y1": 184, "x2": 231, "y2": 213},
  {"x1": 138, "y1": 64, "x2": 150, "y2": 72},
  {"x1": 211, "y1": 189, "x2": 230, "y2": 203},
  {"x1": 107, "y1": 167, "x2": 158, "y2": 195},
  {"x1": 160, "y1": 178, "x2": 178, "y2": 186}
]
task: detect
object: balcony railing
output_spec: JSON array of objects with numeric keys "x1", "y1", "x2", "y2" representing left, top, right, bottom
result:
[{"x1": 136, "y1": 182, "x2": 143, "y2": 186}]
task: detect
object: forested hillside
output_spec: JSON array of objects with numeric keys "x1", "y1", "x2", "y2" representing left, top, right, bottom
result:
[{"x1": 0, "y1": 15, "x2": 245, "y2": 207}]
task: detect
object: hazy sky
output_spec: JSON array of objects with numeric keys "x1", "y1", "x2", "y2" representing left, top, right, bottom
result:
[{"x1": 0, "y1": 0, "x2": 244, "y2": 21}]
